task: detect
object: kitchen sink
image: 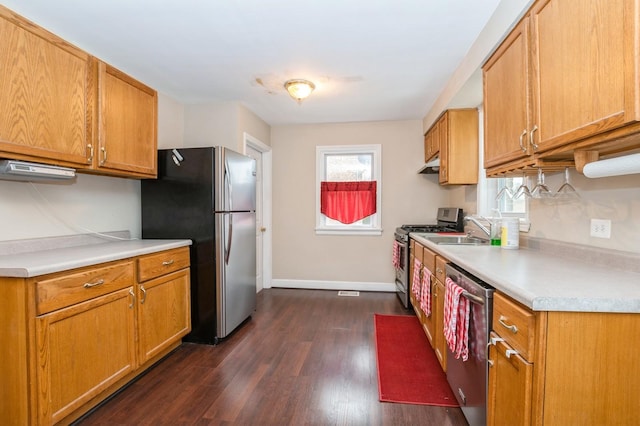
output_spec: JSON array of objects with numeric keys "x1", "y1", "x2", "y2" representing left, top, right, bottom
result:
[{"x1": 425, "y1": 235, "x2": 490, "y2": 245}]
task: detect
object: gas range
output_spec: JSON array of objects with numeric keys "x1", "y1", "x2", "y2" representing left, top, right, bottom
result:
[
  {"x1": 393, "y1": 207, "x2": 464, "y2": 309},
  {"x1": 394, "y1": 208, "x2": 465, "y2": 243}
]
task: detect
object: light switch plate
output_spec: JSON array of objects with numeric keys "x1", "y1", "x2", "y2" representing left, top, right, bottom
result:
[{"x1": 590, "y1": 219, "x2": 611, "y2": 239}]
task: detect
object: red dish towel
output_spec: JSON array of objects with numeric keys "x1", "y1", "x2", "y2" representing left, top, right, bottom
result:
[
  {"x1": 420, "y1": 266, "x2": 432, "y2": 317},
  {"x1": 392, "y1": 241, "x2": 401, "y2": 269},
  {"x1": 443, "y1": 277, "x2": 470, "y2": 361},
  {"x1": 411, "y1": 258, "x2": 422, "y2": 297}
]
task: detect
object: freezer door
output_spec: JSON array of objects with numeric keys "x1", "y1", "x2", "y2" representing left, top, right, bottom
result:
[
  {"x1": 215, "y1": 147, "x2": 256, "y2": 212},
  {"x1": 215, "y1": 211, "x2": 256, "y2": 337}
]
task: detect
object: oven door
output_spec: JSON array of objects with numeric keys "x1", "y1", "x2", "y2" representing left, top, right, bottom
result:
[{"x1": 393, "y1": 233, "x2": 410, "y2": 308}]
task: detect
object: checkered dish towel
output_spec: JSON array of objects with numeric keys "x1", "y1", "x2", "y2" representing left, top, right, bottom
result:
[
  {"x1": 411, "y1": 258, "x2": 422, "y2": 298},
  {"x1": 392, "y1": 241, "x2": 401, "y2": 269},
  {"x1": 443, "y1": 277, "x2": 470, "y2": 361},
  {"x1": 420, "y1": 266, "x2": 432, "y2": 317}
]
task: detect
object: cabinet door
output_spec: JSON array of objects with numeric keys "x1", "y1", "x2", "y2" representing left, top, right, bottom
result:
[
  {"x1": 433, "y1": 279, "x2": 447, "y2": 371},
  {"x1": 96, "y1": 62, "x2": 157, "y2": 177},
  {"x1": 0, "y1": 6, "x2": 91, "y2": 166},
  {"x1": 423, "y1": 131, "x2": 432, "y2": 163},
  {"x1": 137, "y1": 269, "x2": 191, "y2": 364},
  {"x1": 438, "y1": 113, "x2": 449, "y2": 184},
  {"x1": 530, "y1": 0, "x2": 638, "y2": 152},
  {"x1": 487, "y1": 333, "x2": 533, "y2": 426},
  {"x1": 35, "y1": 287, "x2": 136, "y2": 425},
  {"x1": 483, "y1": 17, "x2": 531, "y2": 169}
]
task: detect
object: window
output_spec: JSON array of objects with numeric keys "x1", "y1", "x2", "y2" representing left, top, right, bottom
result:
[
  {"x1": 482, "y1": 176, "x2": 530, "y2": 231},
  {"x1": 316, "y1": 144, "x2": 382, "y2": 235},
  {"x1": 492, "y1": 176, "x2": 526, "y2": 216}
]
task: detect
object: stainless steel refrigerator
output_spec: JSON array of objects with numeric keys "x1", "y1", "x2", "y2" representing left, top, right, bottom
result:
[{"x1": 141, "y1": 147, "x2": 256, "y2": 344}]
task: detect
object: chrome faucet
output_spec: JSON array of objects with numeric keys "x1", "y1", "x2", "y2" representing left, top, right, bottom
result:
[{"x1": 464, "y1": 215, "x2": 491, "y2": 238}]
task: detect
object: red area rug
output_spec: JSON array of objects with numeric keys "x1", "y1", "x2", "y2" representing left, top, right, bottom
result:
[{"x1": 374, "y1": 314, "x2": 458, "y2": 406}]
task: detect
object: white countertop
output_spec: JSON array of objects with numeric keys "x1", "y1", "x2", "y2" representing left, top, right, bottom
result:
[
  {"x1": 411, "y1": 233, "x2": 640, "y2": 313},
  {"x1": 0, "y1": 239, "x2": 192, "y2": 278}
]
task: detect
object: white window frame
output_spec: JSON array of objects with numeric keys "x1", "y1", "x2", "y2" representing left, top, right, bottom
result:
[
  {"x1": 480, "y1": 175, "x2": 531, "y2": 232},
  {"x1": 315, "y1": 144, "x2": 382, "y2": 235}
]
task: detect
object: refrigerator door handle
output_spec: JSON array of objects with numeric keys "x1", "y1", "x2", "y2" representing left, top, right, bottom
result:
[
  {"x1": 225, "y1": 213, "x2": 233, "y2": 265},
  {"x1": 225, "y1": 158, "x2": 233, "y2": 211}
]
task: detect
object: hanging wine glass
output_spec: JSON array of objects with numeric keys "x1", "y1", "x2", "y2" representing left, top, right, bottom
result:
[
  {"x1": 513, "y1": 172, "x2": 532, "y2": 199},
  {"x1": 495, "y1": 184, "x2": 513, "y2": 202},
  {"x1": 531, "y1": 168, "x2": 552, "y2": 199},
  {"x1": 554, "y1": 167, "x2": 580, "y2": 201}
]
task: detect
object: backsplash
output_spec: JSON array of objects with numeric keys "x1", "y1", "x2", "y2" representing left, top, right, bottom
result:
[
  {"x1": 0, "y1": 173, "x2": 141, "y2": 242},
  {"x1": 447, "y1": 168, "x2": 640, "y2": 255}
]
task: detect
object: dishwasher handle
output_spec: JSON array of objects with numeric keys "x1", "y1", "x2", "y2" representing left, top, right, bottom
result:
[{"x1": 461, "y1": 290, "x2": 485, "y2": 305}]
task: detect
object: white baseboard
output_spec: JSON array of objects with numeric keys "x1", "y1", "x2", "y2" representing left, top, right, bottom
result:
[{"x1": 270, "y1": 279, "x2": 396, "y2": 292}]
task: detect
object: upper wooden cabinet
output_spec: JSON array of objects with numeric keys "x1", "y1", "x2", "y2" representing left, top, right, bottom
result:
[
  {"x1": 483, "y1": 0, "x2": 640, "y2": 175},
  {"x1": 0, "y1": 5, "x2": 157, "y2": 179},
  {"x1": 424, "y1": 109, "x2": 479, "y2": 185},
  {"x1": 0, "y1": 6, "x2": 92, "y2": 167},
  {"x1": 483, "y1": 17, "x2": 531, "y2": 169},
  {"x1": 93, "y1": 62, "x2": 158, "y2": 178},
  {"x1": 438, "y1": 109, "x2": 478, "y2": 185},
  {"x1": 424, "y1": 120, "x2": 440, "y2": 162}
]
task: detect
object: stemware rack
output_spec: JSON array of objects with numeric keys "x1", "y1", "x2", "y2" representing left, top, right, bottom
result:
[{"x1": 486, "y1": 158, "x2": 575, "y2": 177}]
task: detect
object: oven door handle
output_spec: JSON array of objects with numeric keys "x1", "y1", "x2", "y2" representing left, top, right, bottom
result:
[{"x1": 462, "y1": 290, "x2": 485, "y2": 305}]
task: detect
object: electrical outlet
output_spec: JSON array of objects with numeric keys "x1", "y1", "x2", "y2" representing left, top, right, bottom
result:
[{"x1": 590, "y1": 219, "x2": 611, "y2": 239}]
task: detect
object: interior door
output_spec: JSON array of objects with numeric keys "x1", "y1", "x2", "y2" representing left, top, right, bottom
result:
[{"x1": 245, "y1": 144, "x2": 264, "y2": 292}]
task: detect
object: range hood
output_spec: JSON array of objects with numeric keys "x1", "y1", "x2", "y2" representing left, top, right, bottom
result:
[
  {"x1": 418, "y1": 157, "x2": 440, "y2": 174},
  {"x1": 0, "y1": 160, "x2": 76, "y2": 182}
]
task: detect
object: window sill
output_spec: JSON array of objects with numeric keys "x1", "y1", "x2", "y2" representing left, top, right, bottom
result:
[{"x1": 315, "y1": 227, "x2": 383, "y2": 236}]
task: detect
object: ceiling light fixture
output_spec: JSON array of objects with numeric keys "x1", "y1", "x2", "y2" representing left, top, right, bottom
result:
[{"x1": 284, "y1": 79, "x2": 316, "y2": 103}]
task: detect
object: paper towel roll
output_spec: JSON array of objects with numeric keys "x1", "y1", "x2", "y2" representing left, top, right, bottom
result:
[{"x1": 583, "y1": 153, "x2": 640, "y2": 178}]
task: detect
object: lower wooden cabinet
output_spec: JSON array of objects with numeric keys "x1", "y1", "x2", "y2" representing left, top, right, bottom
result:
[
  {"x1": 432, "y1": 277, "x2": 447, "y2": 371},
  {"x1": 137, "y1": 269, "x2": 190, "y2": 363},
  {"x1": 35, "y1": 287, "x2": 137, "y2": 424},
  {"x1": 409, "y1": 239, "x2": 448, "y2": 372},
  {"x1": 488, "y1": 292, "x2": 640, "y2": 425},
  {"x1": 0, "y1": 247, "x2": 190, "y2": 425},
  {"x1": 487, "y1": 332, "x2": 533, "y2": 426}
]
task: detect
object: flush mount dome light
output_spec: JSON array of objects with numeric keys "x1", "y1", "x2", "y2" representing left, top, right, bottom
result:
[{"x1": 284, "y1": 79, "x2": 315, "y2": 103}]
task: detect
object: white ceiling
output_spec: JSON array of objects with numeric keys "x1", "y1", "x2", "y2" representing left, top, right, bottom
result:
[{"x1": 3, "y1": 0, "x2": 502, "y2": 125}]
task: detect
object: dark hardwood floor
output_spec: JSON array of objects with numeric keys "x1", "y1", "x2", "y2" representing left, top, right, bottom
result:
[{"x1": 78, "y1": 288, "x2": 468, "y2": 425}]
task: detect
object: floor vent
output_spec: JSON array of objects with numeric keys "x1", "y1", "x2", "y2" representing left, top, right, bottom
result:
[{"x1": 338, "y1": 290, "x2": 360, "y2": 297}]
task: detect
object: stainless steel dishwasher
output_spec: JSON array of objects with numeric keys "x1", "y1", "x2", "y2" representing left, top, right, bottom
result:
[{"x1": 445, "y1": 263, "x2": 495, "y2": 426}]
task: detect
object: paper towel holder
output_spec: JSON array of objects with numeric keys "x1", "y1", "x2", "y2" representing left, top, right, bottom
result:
[
  {"x1": 576, "y1": 150, "x2": 640, "y2": 178},
  {"x1": 574, "y1": 150, "x2": 599, "y2": 173}
]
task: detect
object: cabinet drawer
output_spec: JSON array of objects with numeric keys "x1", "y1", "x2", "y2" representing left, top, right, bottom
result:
[
  {"x1": 493, "y1": 292, "x2": 536, "y2": 361},
  {"x1": 36, "y1": 261, "x2": 134, "y2": 315},
  {"x1": 137, "y1": 247, "x2": 190, "y2": 282},
  {"x1": 434, "y1": 256, "x2": 448, "y2": 282},
  {"x1": 422, "y1": 245, "x2": 436, "y2": 273}
]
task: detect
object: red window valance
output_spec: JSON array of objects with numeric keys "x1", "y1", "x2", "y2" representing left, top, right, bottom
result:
[{"x1": 320, "y1": 181, "x2": 377, "y2": 224}]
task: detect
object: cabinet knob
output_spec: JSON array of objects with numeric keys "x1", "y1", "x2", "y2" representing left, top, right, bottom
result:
[
  {"x1": 498, "y1": 315, "x2": 518, "y2": 333},
  {"x1": 529, "y1": 125, "x2": 539, "y2": 151},
  {"x1": 128, "y1": 288, "x2": 135, "y2": 309},
  {"x1": 100, "y1": 147, "x2": 107, "y2": 165},
  {"x1": 140, "y1": 285, "x2": 147, "y2": 304},
  {"x1": 519, "y1": 129, "x2": 528, "y2": 152},
  {"x1": 162, "y1": 259, "x2": 174, "y2": 266},
  {"x1": 505, "y1": 349, "x2": 518, "y2": 359},
  {"x1": 83, "y1": 279, "x2": 105, "y2": 288}
]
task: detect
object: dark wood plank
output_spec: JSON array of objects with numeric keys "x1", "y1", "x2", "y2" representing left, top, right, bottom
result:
[{"x1": 77, "y1": 289, "x2": 468, "y2": 425}]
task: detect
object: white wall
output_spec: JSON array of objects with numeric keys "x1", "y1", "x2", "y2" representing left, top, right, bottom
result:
[
  {"x1": 527, "y1": 171, "x2": 640, "y2": 253},
  {"x1": 183, "y1": 101, "x2": 271, "y2": 151},
  {"x1": 158, "y1": 92, "x2": 185, "y2": 149},
  {"x1": 271, "y1": 120, "x2": 446, "y2": 285},
  {"x1": 0, "y1": 174, "x2": 140, "y2": 241}
]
